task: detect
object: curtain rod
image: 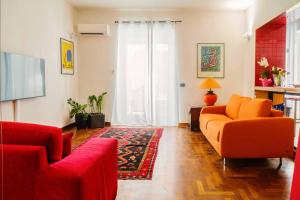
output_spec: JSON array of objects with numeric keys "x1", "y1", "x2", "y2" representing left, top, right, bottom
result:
[{"x1": 114, "y1": 20, "x2": 182, "y2": 23}]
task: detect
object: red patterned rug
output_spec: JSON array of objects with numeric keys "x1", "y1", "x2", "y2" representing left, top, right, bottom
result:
[{"x1": 76, "y1": 127, "x2": 163, "y2": 180}]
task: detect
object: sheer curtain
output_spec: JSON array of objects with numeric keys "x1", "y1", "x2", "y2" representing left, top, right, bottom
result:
[
  {"x1": 286, "y1": 6, "x2": 300, "y2": 86},
  {"x1": 112, "y1": 22, "x2": 178, "y2": 126}
]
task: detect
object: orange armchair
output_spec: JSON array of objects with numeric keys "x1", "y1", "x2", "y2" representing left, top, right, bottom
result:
[{"x1": 200, "y1": 94, "x2": 295, "y2": 159}]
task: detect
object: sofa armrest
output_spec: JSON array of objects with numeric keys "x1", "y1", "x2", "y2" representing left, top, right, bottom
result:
[
  {"x1": 201, "y1": 105, "x2": 226, "y2": 114},
  {"x1": 36, "y1": 138, "x2": 118, "y2": 200},
  {"x1": 0, "y1": 144, "x2": 48, "y2": 200},
  {"x1": 2, "y1": 121, "x2": 63, "y2": 162},
  {"x1": 62, "y1": 132, "x2": 74, "y2": 158},
  {"x1": 219, "y1": 117, "x2": 294, "y2": 158}
]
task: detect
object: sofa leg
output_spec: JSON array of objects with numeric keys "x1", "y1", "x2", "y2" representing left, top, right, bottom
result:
[{"x1": 278, "y1": 158, "x2": 282, "y2": 168}]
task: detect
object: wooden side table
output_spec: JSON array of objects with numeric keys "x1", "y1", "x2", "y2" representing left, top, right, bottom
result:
[{"x1": 189, "y1": 107, "x2": 202, "y2": 132}]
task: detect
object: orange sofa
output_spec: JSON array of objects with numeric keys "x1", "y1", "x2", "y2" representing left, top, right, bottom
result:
[{"x1": 199, "y1": 94, "x2": 294, "y2": 159}]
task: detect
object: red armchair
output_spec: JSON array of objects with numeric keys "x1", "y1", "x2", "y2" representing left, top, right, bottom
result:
[
  {"x1": 291, "y1": 135, "x2": 300, "y2": 200},
  {"x1": 0, "y1": 121, "x2": 118, "y2": 200}
]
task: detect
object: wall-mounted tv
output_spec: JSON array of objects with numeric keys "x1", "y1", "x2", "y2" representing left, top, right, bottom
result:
[{"x1": 0, "y1": 52, "x2": 46, "y2": 101}]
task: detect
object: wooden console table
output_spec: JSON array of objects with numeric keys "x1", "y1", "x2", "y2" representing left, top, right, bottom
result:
[{"x1": 189, "y1": 107, "x2": 202, "y2": 132}]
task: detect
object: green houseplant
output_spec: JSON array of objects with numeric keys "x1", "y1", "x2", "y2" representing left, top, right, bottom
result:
[
  {"x1": 87, "y1": 92, "x2": 107, "y2": 128},
  {"x1": 67, "y1": 98, "x2": 88, "y2": 129}
]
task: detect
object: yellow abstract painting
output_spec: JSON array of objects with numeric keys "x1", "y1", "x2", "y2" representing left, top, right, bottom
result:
[{"x1": 60, "y1": 38, "x2": 74, "y2": 75}]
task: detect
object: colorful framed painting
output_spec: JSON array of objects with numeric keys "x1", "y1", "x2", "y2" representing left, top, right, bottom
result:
[
  {"x1": 60, "y1": 38, "x2": 74, "y2": 75},
  {"x1": 197, "y1": 43, "x2": 225, "y2": 78}
]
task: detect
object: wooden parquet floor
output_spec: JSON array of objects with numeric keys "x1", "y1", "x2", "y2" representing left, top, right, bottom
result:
[{"x1": 66, "y1": 126, "x2": 295, "y2": 200}]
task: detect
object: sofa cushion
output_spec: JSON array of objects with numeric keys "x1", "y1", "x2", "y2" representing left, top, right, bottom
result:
[
  {"x1": 206, "y1": 120, "x2": 226, "y2": 141},
  {"x1": 200, "y1": 114, "x2": 232, "y2": 131},
  {"x1": 239, "y1": 98, "x2": 272, "y2": 119},
  {"x1": 271, "y1": 109, "x2": 284, "y2": 117},
  {"x1": 225, "y1": 95, "x2": 244, "y2": 119}
]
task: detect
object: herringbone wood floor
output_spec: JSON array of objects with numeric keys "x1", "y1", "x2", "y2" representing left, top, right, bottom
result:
[{"x1": 67, "y1": 127, "x2": 295, "y2": 200}]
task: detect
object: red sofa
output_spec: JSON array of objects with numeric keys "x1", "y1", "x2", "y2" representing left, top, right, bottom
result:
[
  {"x1": 291, "y1": 135, "x2": 300, "y2": 200},
  {"x1": 0, "y1": 121, "x2": 118, "y2": 200}
]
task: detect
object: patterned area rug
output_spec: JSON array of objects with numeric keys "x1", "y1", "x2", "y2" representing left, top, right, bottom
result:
[{"x1": 74, "y1": 127, "x2": 163, "y2": 180}]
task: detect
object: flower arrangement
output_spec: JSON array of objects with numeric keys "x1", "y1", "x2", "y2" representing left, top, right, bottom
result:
[
  {"x1": 271, "y1": 66, "x2": 286, "y2": 86},
  {"x1": 257, "y1": 57, "x2": 272, "y2": 86}
]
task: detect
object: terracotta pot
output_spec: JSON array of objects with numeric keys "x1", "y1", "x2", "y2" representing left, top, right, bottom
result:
[{"x1": 203, "y1": 93, "x2": 218, "y2": 106}]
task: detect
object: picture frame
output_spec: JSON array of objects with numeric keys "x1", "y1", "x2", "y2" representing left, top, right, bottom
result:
[
  {"x1": 197, "y1": 43, "x2": 225, "y2": 78},
  {"x1": 60, "y1": 38, "x2": 74, "y2": 75}
]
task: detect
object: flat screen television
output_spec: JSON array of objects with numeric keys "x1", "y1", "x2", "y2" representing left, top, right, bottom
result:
[{"x1": 0, "y1": 52, "x2": 46, "y2": 101}]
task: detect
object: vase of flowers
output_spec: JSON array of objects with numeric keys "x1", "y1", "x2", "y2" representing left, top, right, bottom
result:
[
  {"x1": 271, "y1": 66, "x2": 286, "y2": 87},
  {"x1": 257, "y1": 57, "x2": 272, "y2": 87}
]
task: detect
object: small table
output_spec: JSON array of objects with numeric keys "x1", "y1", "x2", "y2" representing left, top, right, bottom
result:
[{"x1": 189, "y1": 106, "x2": 202, "y2": 132}]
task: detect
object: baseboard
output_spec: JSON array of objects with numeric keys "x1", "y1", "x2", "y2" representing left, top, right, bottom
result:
[
  {"x1": 62, "y1": 122, "x2": 111, "y2": 131},
  {"x1": 62, "y1": 122, "x2": 76, "y2": 131},
  {"x1": 178, "y1": 122, "x2": 189, "y2": 128}
]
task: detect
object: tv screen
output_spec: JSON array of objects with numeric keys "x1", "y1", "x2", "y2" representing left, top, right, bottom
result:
[{"x1": 0, "y1": 52, "x2": 46, "y2": 101}]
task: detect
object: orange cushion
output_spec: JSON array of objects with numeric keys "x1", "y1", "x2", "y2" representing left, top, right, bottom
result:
[
  {"x1": 239, "y1": 98, "x2": 273, "y2": 119},
  {"x1": 225, "y1": 95, "x2": 244, "y2": 119},
  {"x1": 206, "y1": 120, "x2": 226, "y2": 141},
  {"x1": 200, "y1": 114, "x2": 232, "y2": 131}
]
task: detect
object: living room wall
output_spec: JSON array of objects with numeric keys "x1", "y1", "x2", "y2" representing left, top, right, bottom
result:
[
  {"x1": 0, "y1": 0, "x2": 79, "y2": 127},
  {"x1": 244, "y1": 0, "x2": 300, "y2": 96},
  {"x1": 77, "y1": 9, "x2": 248, "y2": 123}
]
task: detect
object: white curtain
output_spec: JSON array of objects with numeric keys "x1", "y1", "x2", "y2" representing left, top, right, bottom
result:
[
  {"x1": 112, "y1": 22, "x2": 178, "y2": 126},
  {"x1": 286, "y1": 6, "x2": 300, "y2": 86}
]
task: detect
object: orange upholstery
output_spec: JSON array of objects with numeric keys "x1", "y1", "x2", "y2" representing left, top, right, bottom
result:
[
  {"x1": 239, "y1": 98, "x2": 272, "y2": 119},
  {"x1": 200, "y1": 94, "x2": 294, "y2": 159},
  {"x1": 201, "y1": 105, "x2": 226, "y2": 115},
  {"x1": 199, "y1": 114, "x2": 231, "y2": 132},
  {"x1": 206, "y1": 120, "x2": 226, "y2": 141},
  {"x1": 271, "y1": 109, "x2": 284, "y2": 117},
  {"x1": 225, "y1": 95, "x2": 244, "y2": 119}
]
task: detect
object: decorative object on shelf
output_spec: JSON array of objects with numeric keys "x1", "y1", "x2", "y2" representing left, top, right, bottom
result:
[
  {"x1": 60, "y1": 38, "x2": 74, "y2": 75},
  {"x1": 67, "y1": 98, "x2": 88, "y2": 129},
  {"x1": 257, "y1": 57, "x2": 272, "y2": 87},
  {"x1": 259, "y1": 78, "x2": 272, "y2": 87},
  {"x1": 197, "y1": 43, "x2": 225, "y2": 78},
  {"x1": 87, "y1": 92, "x2": 108, "y2": 128},
  {"x1": 199, "y1": 77, "x2": 221, "y2": 106},
  {"x1": 271, "y1": 66, "x2": 286, "y2": 87}
]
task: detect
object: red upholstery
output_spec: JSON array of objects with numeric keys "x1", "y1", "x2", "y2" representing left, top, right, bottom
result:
[
  {"x1": 36, "y1": 138, "x2": 118, "y2": 200},
  {"x1": 62, "y1": 132, "x2": 74, "y2": 157},
  {"x1": 2, "y1": 121, "x2": 63, "y2": 162},
  {"x1": 0, "y1": 144, "x2": 48, "y2": 200},
  {"x1": 291, "y1": 136, "x2": 300, "y2": 200},
  {"x1": 0, "y1": 121, "x2": 118, "y2": 200}
]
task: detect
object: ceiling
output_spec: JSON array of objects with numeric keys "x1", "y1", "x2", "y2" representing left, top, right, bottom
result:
[{"x1": 68, "y1": 0, "x2": 255, "y2": 10}]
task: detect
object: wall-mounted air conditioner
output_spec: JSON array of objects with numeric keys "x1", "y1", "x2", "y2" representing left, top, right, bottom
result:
[{"x1": 77, "y1": 24, "x2": 110, "y2": 36}]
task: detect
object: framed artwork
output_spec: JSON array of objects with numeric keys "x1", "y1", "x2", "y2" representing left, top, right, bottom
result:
[
  {"x1": 60, "y1": 38, "x2": 74, "y2": 75},
  {"x1": 197, "y1": 43, "x2": 225, "y2": 78}
]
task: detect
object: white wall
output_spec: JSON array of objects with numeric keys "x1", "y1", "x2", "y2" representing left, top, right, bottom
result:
[
  {"x1": 0, "y1": 0, "x2": 79, "y2": 127},
  {"x1": 244, "y1": 0, "x2": 300, "y2": 96},
  {"x1": 77, "y1": 9, "x2": 248, "y2": 123}
]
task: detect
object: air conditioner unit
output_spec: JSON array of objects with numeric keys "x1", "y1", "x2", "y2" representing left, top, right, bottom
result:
[{"x1": 77, "y1": 24, "x2": 110, "y2": 36}]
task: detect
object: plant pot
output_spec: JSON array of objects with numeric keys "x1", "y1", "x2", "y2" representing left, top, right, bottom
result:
[
  {"x1": 203, "y1": 93, "x2": 218, "y2": 106},
  {"x1": 75, "y1": 114, "x2": 88, "y2": 129},
  {"x1": 259, "y1": 78, "x2": 272, "y2": 87},
  {"x1": 273, "y1": 74, "x2": 281, "y2": 87},
  {"x1": 88, "y1": 113, "x2": 105, "y2": 129}
]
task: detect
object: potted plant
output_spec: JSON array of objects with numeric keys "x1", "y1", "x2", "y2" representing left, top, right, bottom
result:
[
  {"x1": 67, "y1": 98, "x2": 88, "y2": 129},
  {"x1": 257, "y1": 57, "x2": 272, "y2": 87},
  {"x1": 271, "y1": 66, "x2": 286, "y2": 87},
  {"x1": 87, "y1": 92, "x2": 107, "y2": 128}
]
